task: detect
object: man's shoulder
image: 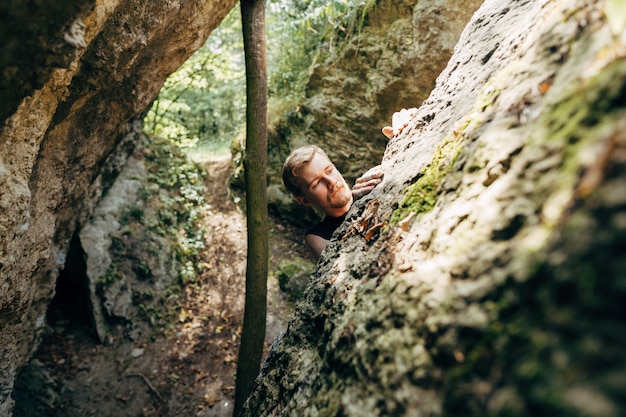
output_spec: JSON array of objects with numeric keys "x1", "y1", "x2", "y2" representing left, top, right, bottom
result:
[{"x1": 306, "y1": 214, "x2": 346, "y2": 241}]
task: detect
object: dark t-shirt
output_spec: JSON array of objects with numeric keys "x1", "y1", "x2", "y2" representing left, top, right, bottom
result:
[{"x1": 306, "y1": 213, "x2": 347, "y2": 241}]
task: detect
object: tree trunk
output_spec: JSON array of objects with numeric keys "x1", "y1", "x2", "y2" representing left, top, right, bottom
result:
[{"x1": 234, "y1": 0, "x2": 268, "y2": 415}]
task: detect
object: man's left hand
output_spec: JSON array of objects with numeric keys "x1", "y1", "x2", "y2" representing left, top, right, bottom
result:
[{"x1": 352, "y1": 165, "x2": 383, "y2": 199}]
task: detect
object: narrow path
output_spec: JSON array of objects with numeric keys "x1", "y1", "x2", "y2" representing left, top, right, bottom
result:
[{"x1": 19, "y1": 152, "x2": 309, "y2": 417}]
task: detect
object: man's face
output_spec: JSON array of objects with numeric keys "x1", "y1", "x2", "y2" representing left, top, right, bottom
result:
[{"x1": 296, "y1": 152, "x2": 353, "y2": 217}]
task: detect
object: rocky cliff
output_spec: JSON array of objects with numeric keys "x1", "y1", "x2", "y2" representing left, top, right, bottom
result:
[
  {"x1": 1, "y1": 0, "x2": 484, "y2": 414},
  {"x1": 0, "y1": 1, "x2": 237, "y2": 415},
  {"x1": 242, "y1": 0, "x2": 626, "y2": 415}
]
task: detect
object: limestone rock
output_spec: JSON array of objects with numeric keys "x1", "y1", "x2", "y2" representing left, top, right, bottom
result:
[
  {"x1": 241, "y1": 0, "x2": 626, "y2": 415},
  {"x1": 0, "y1": 1, "x2": 237, "y2": 415}
]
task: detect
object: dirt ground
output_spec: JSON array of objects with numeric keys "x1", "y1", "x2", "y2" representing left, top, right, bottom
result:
[{"x1": 21, "y1": 153, "x2": 313, "y2": 417}]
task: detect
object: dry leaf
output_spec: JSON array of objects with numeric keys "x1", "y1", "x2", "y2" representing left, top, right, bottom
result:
[
  {"x1": 203, "y1": 393, "x2": 218, "y2": 407},
  {"x1": 398, "y1": 212, "x2": 416, "y2": 232}
]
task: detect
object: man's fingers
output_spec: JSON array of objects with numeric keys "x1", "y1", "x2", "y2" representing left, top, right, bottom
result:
[
  {"x1": 384, "y1": 108, "x2": 418, "y2": 138},
  {"x1": 355, "y1": 177, "x2": 382, "y2": 188},
  {"x1": 353, "y1": 179, "x2": 379, "y2": 192},
  {"x1": 356, "y1": 166, "x2": 383, "y2": 184},
  {"x1": 352, "y1": 185, "x2": 375, "y2": 198},
  {"x1": 361, "y1": 168, "x2": 383, "y2": 182}
]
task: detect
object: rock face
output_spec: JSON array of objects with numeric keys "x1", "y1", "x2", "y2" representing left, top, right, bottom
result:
[
  {"x1": 265, "y1": 0, "x2": 484, "y2": 225},
  {"x1": 241, "y1": 0, "x2": 626, "y2": 415},
  {"x1": 0, "y1": 1, "x2": 237, "y2": 415}
]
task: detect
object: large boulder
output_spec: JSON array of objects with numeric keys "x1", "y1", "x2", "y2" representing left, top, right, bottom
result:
[
  {"x1": 0, "y1": 1, "x2": 237, "y2": 415},
  {"x1": 241, "y1": 0, "x2": 626, "y2": 415}
]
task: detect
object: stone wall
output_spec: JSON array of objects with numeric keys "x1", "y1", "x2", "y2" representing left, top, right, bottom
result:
[
  {"x1": 0, "y1": 1, "x2": 237, "y2": 415},
  {"x1": 241, "y1": 0, "x2": 626, "y2": 415}
]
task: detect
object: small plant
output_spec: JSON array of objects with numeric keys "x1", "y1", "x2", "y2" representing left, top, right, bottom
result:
[
  {"x1": 119, "y1": 205, "x2": 145, "y2": 226},
  {"x1": 134, "y1": 261, "x2": 152, "y2": 280},
  {"x1": 274, "y1": 259, "x2": 315, "y2": 301},
  {"x1": 179, "y1": 261, "x2": 197, "y2": 284},
  {"x1": 98, "y1": 264, "x2": 121, "y2": 292},
  {"x1": 101, "y1": 132, "x2": 211, "y2": 336}
]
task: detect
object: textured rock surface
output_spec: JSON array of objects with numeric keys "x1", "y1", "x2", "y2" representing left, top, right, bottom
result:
[
  {"x1": 242, "y1": 0, "x2": 626, "y2": 415},
  {"x1": 0, "y1": 1, "x2": 237, "y2": 415},
  {"x1": 265, "y1": 0, "x2": 484, "y2": 225}
]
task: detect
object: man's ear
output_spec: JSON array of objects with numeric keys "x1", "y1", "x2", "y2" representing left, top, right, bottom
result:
[{"x1": 296, "y1": 196, "x2": 313, "y2": 206}]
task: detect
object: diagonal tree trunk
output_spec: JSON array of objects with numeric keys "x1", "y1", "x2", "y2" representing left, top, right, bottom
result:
[{"x1": 234, "y1": 0, "x2": 268, "y2": 415}]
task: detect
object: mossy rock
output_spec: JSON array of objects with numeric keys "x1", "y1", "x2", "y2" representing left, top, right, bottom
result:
[{"x1": 275, "y1": 259, "x2": 315, "y2": 301}]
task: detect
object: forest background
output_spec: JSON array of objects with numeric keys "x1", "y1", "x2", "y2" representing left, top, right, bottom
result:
[{"x1": 143, "y1": 0, "x2": 377, "y2": 157}]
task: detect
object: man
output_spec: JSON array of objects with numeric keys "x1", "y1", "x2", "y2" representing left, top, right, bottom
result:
[{"x1": 282, "y1": 108, "x2": 416, "y2": 259}]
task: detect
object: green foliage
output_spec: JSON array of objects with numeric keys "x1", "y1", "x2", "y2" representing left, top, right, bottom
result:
[
  {"x1": 107, "y1": 132, "x2": 209, "y2": 288},
  {"x1": 144, "y1": 7, "x2": 245, "y2": 150},
  {"x1": 274, "y1": 258, "x2": 314, "y2": 300},
  {"x1": 120, "y1": 206, "x2": 144, "y2": 225},
  {"x1": 98, "y1": 264, "x2": 121, "y2": 291},
  {"x1": 267, "y1": 0, "x2": 378, "y2": 100},
  {"x1": 143, "y1": 0, "x2": 378, "y2": 151},
  {"x1": 143, "y1": 133, "x2": 209, "y2": 280},
  {"x1": 109, "y1": 132, "x2": 211, "y2": 335}
]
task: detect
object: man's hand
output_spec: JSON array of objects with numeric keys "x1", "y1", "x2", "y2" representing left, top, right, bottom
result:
[
  {"x1": 382, "y1": 107, "x2": 418, "y2": 139},
  {"x1": 351, "y1": 108, "x2": 416, "y2": 199},
  {"x1": 352, "y1": 165, "x2": 383, "y2": 199}
]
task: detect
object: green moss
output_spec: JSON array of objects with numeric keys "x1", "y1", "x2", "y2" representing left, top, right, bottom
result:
[
  {"x1": 274, "y1": 259, "x2": 315, "y2": 300},
  {"x1": 98, "y1": 264, "x2": 121, "y2": 291},
  {"x1": 389, "y1": 126, "x2": 467, "y2": 225},
  {"x1": 390, "y1": 85, "x2": 499, "y2": 226},
  {"x1": 542, "y1": 58, "x2": 626, "y2": 172},
  {"x1": 120, "y1": 206, "x2": 144, "y2": 225}
]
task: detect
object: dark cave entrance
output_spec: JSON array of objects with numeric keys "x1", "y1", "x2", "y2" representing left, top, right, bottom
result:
[
  {"x1": 47, "y1": 232, "x2": 98, "y2": 333},
  {"x1": 12, "y1": 233, "x2": 98, "y2": 417}
]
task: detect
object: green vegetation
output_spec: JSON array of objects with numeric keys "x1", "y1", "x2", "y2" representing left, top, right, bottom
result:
[
  {"x1": 267, "y1": 0, "x2": 378, "y2": 101},
  {"x1": 98, "y1": 264, "x2": 122, "y2": 292},
  {"x1": 97, "y1": 132, "x2": 210, "y2": 335},
  {"x1": 142, "y1": 133, "x2": 209, "y2": 283},
  {"x1": 144, "y1": 8, "x2": 244, "y2": 152},
  {"x1": 389, "y1": 128, "x2": 465, "y2": 225},
  {"x1": 143, "y1": 0, "x2": 380, "y2": 152},
  {"x1": 274, "y1": 258, "x2": 315, "y2": 300},
  {"x1": 390, "y1": 85, "x2": 500, "y2": 225}
]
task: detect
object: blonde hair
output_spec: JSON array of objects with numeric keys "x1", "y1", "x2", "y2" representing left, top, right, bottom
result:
[{"x1": 282, "y1": 145, "x2": 328, "y2": 197}]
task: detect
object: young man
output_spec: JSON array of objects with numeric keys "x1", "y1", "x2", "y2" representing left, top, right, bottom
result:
[{"x1": 282, "y1": 108, "x2": 416, "y2": 259}]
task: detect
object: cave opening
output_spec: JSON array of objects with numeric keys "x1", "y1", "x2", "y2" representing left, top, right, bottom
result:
[
  {"x1": 12, "y1": 233, "x2": 99, "y2": 417},
  {"x1": 47, "y1": 232, "x2": 98, "y2": 336}
]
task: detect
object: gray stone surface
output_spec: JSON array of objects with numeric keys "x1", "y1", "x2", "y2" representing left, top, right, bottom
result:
[
  {"x1": 241, "y1": 0, "x2": 626, "y2": 415},
  {"x1": 0, "y1": 1, "x2": 238, "y2": 415}
]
